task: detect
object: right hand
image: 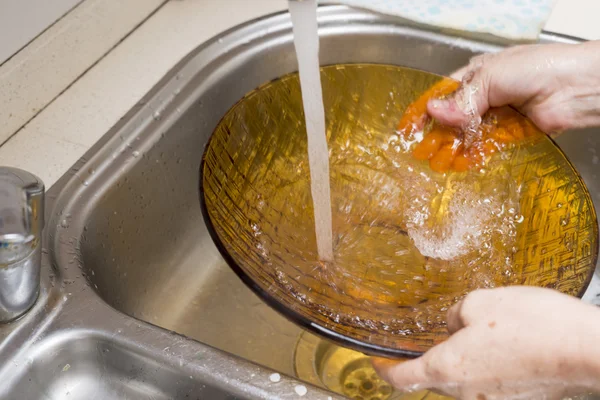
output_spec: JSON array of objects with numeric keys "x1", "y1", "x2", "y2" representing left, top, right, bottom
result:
[
  {"x1": 373, "y1": 286, "x2": 600, "y2": 400},
  {"x1": 427, "y1": 40, "x2": 600, "y2": 135}
]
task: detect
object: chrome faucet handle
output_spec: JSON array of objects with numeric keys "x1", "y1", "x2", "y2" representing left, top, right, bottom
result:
[{"x1": 0, "y1": 167, "x2": 44, "y2": 322}]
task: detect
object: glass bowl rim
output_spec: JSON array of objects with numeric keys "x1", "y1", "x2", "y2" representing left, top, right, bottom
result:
[{"x1": 198, "y1": 65, "x2": 599, "y2": 358}]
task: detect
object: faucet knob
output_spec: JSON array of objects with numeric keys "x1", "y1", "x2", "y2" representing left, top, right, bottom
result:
[{"x1": 0, "y1": 167, "x2": 44, "y2": 322}]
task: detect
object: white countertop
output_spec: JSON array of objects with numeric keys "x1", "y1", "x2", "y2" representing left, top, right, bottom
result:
[{"x1": 0, "y1": 0, "x2": 599, "y2": 188}]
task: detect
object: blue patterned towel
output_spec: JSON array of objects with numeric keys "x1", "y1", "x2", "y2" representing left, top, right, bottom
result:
[{"x1": 320, "y1": 0, "x2": 558, "y2": 40}]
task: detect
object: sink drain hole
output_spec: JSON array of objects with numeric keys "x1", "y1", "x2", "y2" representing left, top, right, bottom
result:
[
  {"x1": 340, "y1": 358, "x2": 392, "y2": 400},
  {"x1": 293, "y1": 331, "x2": 400, "y2": 399}
]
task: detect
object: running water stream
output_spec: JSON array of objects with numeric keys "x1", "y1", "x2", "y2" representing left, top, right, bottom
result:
[{"x1": 289, "y1": 0, "x2": 334, "y2": 261}]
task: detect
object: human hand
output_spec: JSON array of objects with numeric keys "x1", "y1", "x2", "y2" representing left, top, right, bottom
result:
[
  {"x1": 373, "y1": 286, "x2": 600, "y2": 400},
  {"x1": 427, "y1": 41, "x2": 600, "y2": 135}
]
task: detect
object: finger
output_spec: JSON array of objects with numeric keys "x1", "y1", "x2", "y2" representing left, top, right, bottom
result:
[
  {"x1": 426, "y1": 97, "x2": 471, "y2": 127},
  {"x1": 450, "y1": 65, "x2": 469, "y2": 81},
  {"x1": 372, "y1": 356, "x2": 429, "y2": 392},
  {"x1": 451, "y1": 52, "x2": 487, "y2": 82},
  {"x1": 427, "y1": 63, "x2": 492, "y2": 129},
  {"x1": 445, "y1": 289, "x2": 502, "y2": 334},
  {"x1": 454, "y1": 288, "x2": 508, "y2": 327},
  {"x1": 426, "y1": 79, "x2": 490, "y2": 128},
  {"x1": 446, "y1": 298, "x2": 467, "y2": 334}
]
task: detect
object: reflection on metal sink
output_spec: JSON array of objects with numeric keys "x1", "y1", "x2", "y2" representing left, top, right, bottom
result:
[
  {"x1": 4, "y1": 332, "x2": 236, "y2": 399},
  {"x1": 1, "y1": 5, "x2": 598, "y2": 400}
]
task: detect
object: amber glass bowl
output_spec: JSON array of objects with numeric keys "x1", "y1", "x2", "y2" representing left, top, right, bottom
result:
[{"x1": 200, "y1": 64, "x2": 598, "y2": 358}]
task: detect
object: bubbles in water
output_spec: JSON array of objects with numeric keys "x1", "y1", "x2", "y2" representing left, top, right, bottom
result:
[{"x1": 405, "y1": 183, "x2": 517, "y2": 261}]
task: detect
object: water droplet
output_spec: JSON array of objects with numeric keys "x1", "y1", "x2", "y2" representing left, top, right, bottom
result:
[
  {"x1": 132, "y1": 151, "x2": 140, "y2": 158},
  {"x1": 294, "y1": 385, "x2": 307, "y2": 396},
  {"x1": 269, "y1": 373, "x2": 280, "y2": 383},
  {"x1": 60, "y1": 219, "x2": 69, "y2": 228},
  {"x1": 153, "y1": 111, "x2": 161, "y2": 120}
]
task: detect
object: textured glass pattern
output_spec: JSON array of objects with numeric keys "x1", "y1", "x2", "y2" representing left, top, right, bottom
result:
[{"x1": 201, "y1": 64, "x2": 598, "y2": 357}]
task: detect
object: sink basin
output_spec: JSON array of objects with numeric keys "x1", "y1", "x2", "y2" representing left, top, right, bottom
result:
[
  {"x1": 0, "y1": 5, "x2": 598, "y2": 399},
  {"x1": 3, "y1": 331, "x2": 230, "y2": 399}
]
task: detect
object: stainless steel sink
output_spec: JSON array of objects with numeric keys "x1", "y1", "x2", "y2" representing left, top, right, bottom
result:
[{"x1": 1, "y1": 5, "x2": 598, "y2": 399}]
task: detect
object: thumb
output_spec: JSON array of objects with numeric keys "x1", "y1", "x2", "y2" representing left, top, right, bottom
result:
[
  {"x1": 426, "y1": 67, "x2": 491, "y2": 129},
  {"x1": 372, "y1": 356, "x2": 429, "y2": 392}
]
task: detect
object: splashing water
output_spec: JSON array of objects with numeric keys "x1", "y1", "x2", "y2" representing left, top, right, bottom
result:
[
  {"x1": 289, "y1": 0, "x2": 334, "y2": 261},
  {"x1": 405, "y1": 181, "x2": 518, "y2": 261}
]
